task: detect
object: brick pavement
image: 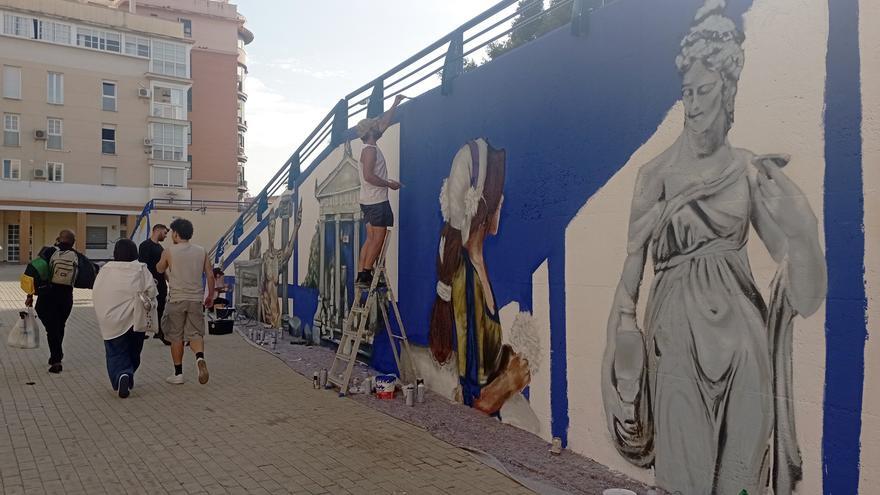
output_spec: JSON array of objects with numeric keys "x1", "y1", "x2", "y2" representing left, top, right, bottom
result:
[{"x1": 0, "y1": 266, "x2": 533, "y2": 495}]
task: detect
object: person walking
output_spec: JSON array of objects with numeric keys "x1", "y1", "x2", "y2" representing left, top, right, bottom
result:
[
  {"x1": 157, "y1": 218, "x2": 214, "y2": 385},
  {"x1": 354, "y1": 94, "x2": 405, "y2": 287},
  {"x1": 138, "y1": 224, "x2": 170, "y2": 344},
  {"x1": 23, "y1": 230, "x2": 82, "y2": 373},
  {"x1": 93, "y1": 239, "x2": 158, "y2": 398}
]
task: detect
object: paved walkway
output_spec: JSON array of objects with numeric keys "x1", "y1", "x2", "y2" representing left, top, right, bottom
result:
[{"x1": 0, "y1": 267, "x2": 532, "y2": 495}]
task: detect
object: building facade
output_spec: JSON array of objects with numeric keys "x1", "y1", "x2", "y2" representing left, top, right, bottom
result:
[
  {"x1": 0, "y1": 0, "x2": 196, "y2": 261},
  {"x1": 112, "y1": 0, "x2": 252, "y2": 203}
]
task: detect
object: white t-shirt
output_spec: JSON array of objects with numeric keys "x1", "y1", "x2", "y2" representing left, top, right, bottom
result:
[{"x1": 358, "y1": 144, "x2": 389, "y2": 205}]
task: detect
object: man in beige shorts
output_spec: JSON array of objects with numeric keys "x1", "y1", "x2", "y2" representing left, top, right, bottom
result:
[{"x1": 157, "y1": 218, "x2": 215, "y2": 384}]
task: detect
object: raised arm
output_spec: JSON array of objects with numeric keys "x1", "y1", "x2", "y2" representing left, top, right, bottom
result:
[
  {"x1": 281, "y1": 201, "x2": 303, "y2": 265},
  {"x1": 376, "y1": 94, "x2": 405, "y2": 133}
]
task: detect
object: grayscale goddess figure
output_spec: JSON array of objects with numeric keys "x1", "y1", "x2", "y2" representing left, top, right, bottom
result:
[{"x1": 601, "y1": 0, "x2": 826, "y2": 493}]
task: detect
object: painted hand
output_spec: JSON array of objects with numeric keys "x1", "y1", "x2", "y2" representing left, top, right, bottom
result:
[{"x1": 752, "y1": 154, "x2": 818, "y2": 239}]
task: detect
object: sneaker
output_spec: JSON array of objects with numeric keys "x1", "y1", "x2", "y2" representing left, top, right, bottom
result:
[
  {"x1": 197, "y1": 358, "x2": 209, "y2": 385},
  {"x1": 165, "y1": 373, "x2": 185, "y2": 385},
  {"x1": 48, "y1": 363, "x2": 62, "y2": 374},
  {"x1": 118, "y1": 374, "x2": 131, "y2": 398}
]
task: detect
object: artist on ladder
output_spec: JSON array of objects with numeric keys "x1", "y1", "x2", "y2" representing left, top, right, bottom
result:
[{"x1": 354, "y1": 94, "x2": 405, "y2": 288}]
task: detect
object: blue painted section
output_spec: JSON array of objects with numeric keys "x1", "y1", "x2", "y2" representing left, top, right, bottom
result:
[
  {"x1": 822, "y1": 0, "x2": 866, "y2": 492},
  {"x1": 548, "y1": 250, "x2": 568, "y2": 443}
]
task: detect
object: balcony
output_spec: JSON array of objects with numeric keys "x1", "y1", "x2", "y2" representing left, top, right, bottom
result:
[
  {"x1": 237, "y1": 147, "x2": 247, "y2": 163},
  {"x1": 237, "y1": 119, "x2": 248, "y2": 132}
]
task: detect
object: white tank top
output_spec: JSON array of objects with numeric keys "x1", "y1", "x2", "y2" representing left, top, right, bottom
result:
[{"x1": 358, "y1": 144, "x2": 389, "y2": 205}]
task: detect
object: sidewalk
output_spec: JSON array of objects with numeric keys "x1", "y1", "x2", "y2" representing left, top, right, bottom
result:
[{"x1": 0, "y1": 266, "x2": 532, "y2": 495}]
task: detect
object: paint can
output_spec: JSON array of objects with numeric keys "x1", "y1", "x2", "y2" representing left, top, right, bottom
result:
[
  {"x1": 312, "y1": 372, "x2": 320, "y2": 389},
  {"x1": 364, "y1": 376, "x2": 374, "y2": 394},
  {"x1": 416, "y1": 382, "x2": 425, "y2": 404},
  {"x1": 403, "y1": 384, "x2": 414, "y2": 407},
  {"x1": 375, "y1": 375, "x2": 397, "y2": 399},
  {"x1": 549, "y1": 437, "x2": 563, "y2": 455},
  {"x1": 319, "y1": 368, "x2": 328, "y2": 389}
]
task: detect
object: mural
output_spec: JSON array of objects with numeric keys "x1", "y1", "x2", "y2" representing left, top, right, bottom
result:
[
  {"x1": 255, "y1": 199, "x2": 302, "y2": 328},
  {"x1": 600, "y1": 1, "x2": 826, "y2": 493},
  {"x1": 304, "y1": 142, "x2": 378, "y2": 353},
  {"x1": 278, "y1": 0, "x2": 873, "y2": 491}
]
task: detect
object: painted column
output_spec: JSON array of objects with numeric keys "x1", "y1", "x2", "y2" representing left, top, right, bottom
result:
[
  {"x1": 19, "y1": 210, "x2": 30, "y2": 265},
  {"x1": 334, "y1": 214, "x2": 341, "y2": 326},
  {"x1": 280, "y1": 201, "x2": 290, "y2": 321}
]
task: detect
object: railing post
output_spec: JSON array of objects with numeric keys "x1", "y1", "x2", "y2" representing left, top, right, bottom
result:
[
  {"x1": 330, "y1": 98, "x2": 348, "y2": 146},
  {"x1": 570, "y1": 0, "x2": 591, "y2": 37},
  {"x1": 367, "y1": 81, "x2": 384, "y2": 118},
  {"x1": 441, "y1": 29, "x2": 464, "y2": 96},
  {"x1": 232, "y1": 216, "x2": 244, "y2": 245}
]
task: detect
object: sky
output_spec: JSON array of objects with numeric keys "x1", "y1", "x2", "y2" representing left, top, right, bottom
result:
[{"x1": 234, "y1": 0, "x2": 501, "y2": 192}]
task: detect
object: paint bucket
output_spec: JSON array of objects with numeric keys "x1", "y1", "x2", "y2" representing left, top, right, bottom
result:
[
  {"x1": 375, "y1": 374, "x2": 397, "y2": 399},
  {"x1": 602, "y1": 490, "x2": 636, "y2": 495},
  {"x1": 403, "y1": 384, "x2": 414, "y2": 406}
]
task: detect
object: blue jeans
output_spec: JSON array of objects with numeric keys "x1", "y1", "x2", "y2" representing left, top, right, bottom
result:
[{"x1": 104, "y1": 329, "x2": 145, "y2": 390}]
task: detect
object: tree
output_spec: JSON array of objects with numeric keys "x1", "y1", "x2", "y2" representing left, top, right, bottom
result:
[{"x1": 486, "y1": 0, "x2": 573, "y2": 61}]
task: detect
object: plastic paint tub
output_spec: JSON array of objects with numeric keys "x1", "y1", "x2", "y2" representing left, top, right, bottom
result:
[{"x1": 375, "y1": 374, "x2": 397, "y2": 399}]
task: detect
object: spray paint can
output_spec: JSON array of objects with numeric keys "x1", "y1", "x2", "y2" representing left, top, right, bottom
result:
[
  {"x1": 312, "y1": 372, "x2": 320, "y2": 389},
  {"x1": 550, "y1": 437, "x2": 563, "y2": 455},
  {"x1": 403, "y1": 384, "x2": 415, "y2": 407},
  {"x1": 364, "y1": 376, "x2": 374, "y2": 394},
  {"x1": 319, "y1": 368, "x2": 329, "y2": 389},
  {"x1": 416, "y1": 380, "x2": 425, "y2": 404}
]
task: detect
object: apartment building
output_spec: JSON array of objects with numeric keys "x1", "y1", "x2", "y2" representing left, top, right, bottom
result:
[
  {"x1": 111, "y1": 0, "x2": 253, "y2": 202},
  {"x1": 0, "y1": 0, "x2": 194, "y2": 261}
]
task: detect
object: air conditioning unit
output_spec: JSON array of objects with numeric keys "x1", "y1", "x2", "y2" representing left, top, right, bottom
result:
[
  {"x1": 143, "y1": 138, "x2": 153, "y2": 146},
  {"x1": 32, "y1": 168, "x2": 47, "y2": 179},
  {"x1": 138, "y1": 87, "x2": 151, "y2": 98},
  {"x1": 34, "y1": 129, "x2": 47, "y2": 140}
]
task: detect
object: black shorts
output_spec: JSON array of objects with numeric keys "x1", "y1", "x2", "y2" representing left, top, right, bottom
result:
[{"x1": 360, "y1": 201, "x2": 394, "y2": 227}]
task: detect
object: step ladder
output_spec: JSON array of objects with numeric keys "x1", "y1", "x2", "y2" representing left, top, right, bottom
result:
[{"x1": 327, "y1": 228, "x2": 416, "y2": 396}]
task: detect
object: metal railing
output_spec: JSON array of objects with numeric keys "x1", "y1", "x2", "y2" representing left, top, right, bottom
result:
[{"x1": 209, "y1": 0, "x2": 590, "y2": 263}]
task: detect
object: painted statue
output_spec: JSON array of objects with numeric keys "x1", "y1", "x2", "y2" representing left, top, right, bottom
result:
[
  {"x1": 429, "y1": 138, "x2": 532, "y2": 416},
  {"x1": 601, "y1": 1, "x2": 827, "y2": 493},
  {"x1": 258, "y1": 202, "x2": 303, "y2": 328}
]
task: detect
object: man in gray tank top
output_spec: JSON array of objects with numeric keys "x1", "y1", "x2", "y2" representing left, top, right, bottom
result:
[
  {"x1": 354, "y1": 94, "x2": 405, "y2": 287},
  {"x1": 157, "y1": 218, "x2": 214, "y2": 385}
]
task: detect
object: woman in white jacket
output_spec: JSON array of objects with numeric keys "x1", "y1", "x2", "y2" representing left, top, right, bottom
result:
[{"x1": 93, "y1": 239, "x2": 158, "y2": 398}]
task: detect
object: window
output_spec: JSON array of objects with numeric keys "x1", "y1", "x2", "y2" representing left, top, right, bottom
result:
[
  {"x1": 76, "y1": 27, "x2": 121, "y2": 53},
  {"x1": 6, "y1": 224, "x2": 20, "y2": 263},
  {"x1": 85, "y1": 226, "x2": 108, "y2": 250},
  {"x1": 152, "y1": 166, "x2": 186, "y2": 188},
  {"x1": 101, "y1": 166, "x2": 117, "y2": 186},
  {"x1": 39, "y1": 20, "x2": 72, "y2": 44},
  {"x1": 187, "y1": 87, "x2": 192, "y2": 111},
  {"x1": 3, "y1": 114, "x2": 20, "y2": 146},
  {"x1": 47, "y1": 118, "x2": 62, "y2": 150},
  {"x1": 187, "y1": 122, "x2": 192, "y2": 144},
  {"x1": 2, "y1": 159, "x2": 20, "y2": 180},
  {"x1": 151, "y1": 123, "x2": 186, "y2": 161},
  {"x1": 3, "y1": 66, "x2": 21, "y2": 99},
  {"x1": 102, "y1": 81, "x2": 117, "y2": 111},
  {"x1": 47, "y1": 72, "x2": 63, "y2": 104},
  {"x1": 152, "y1": 85, "x2": 186, "y2": 119},
  {"x1": 46, "y1": 162, "x2": 63, "y2": 182},
  {"x1": 124, "y1": 35, "x2": 150, "y2": 57},
  {"x1": 186, "y1": 155, "x2": 192, "y2": 179},
  {"x1": 238, "y1": 132, "x2": 245, "y2": 149},
  {"x1": 101, "y1": 126, "x2": 116, "y2": 154},
  {"x1": 179, "y1": 18, "x2": 192, "y2": 38},
  {"x1": 151, "y1": 40, "x2": 188, "y2": 78},
  {"x1": 237, "y1": 99, "x2": 244, "y2": 123},
  {"x1": 3, "y1": 14, "x2": 32, "y2": 38}
]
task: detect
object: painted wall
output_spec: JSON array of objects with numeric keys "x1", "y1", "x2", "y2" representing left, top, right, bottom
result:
[{"x1": 281, "y1": 0, "x2": 874, "y2": 492}]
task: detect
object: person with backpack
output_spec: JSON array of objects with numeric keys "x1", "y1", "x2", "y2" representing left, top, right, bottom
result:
[{"x1": 22, "y1": 230, "x2": 97, "y2": 373}]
